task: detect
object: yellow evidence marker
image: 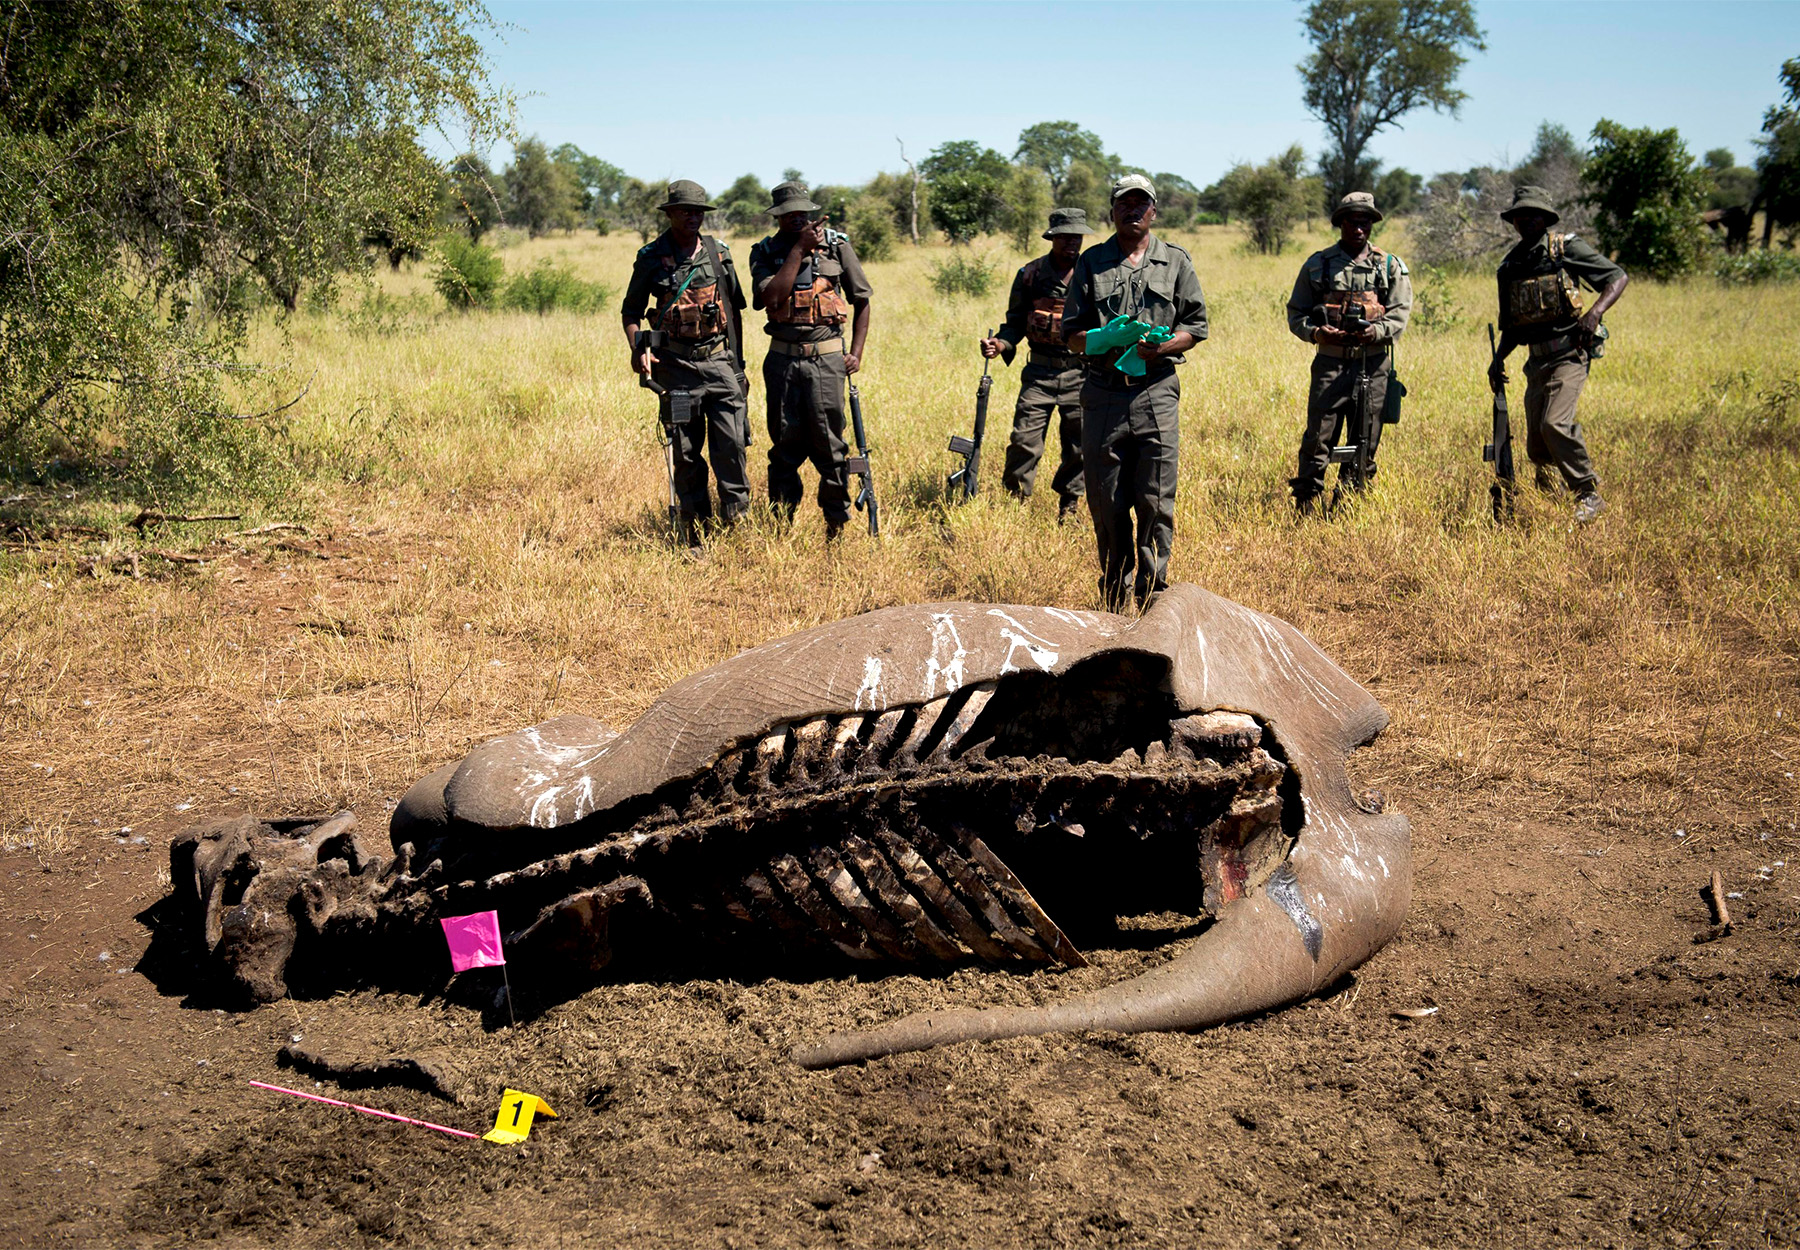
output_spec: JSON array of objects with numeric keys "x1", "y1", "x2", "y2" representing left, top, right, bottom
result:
[{"x1": 483, "y1": 1088, "x2": 557, "y2": 1144}]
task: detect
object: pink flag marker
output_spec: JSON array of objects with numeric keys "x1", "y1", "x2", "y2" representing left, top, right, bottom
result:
[{"x1": 441, "y1": 910, "x2": 505, "y2": 972}]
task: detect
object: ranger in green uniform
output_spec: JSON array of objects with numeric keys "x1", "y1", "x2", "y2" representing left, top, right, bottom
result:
[
  {"x1": 979, "y1": 207, "x2": 1098, "y2": 524},
  {"x1": 1488, "y1": 185, "x2": 1628, "y2": 524},
  {"x1": 620, "y1": 180, "x2": 750, "y2": 548},
  {"x1": 748, "y1": 180, "x2": 874, "y2": 539},
  {"x1": 1059, "y1": 175, "x2": 1208, "y2": 611},
  {"x1": 1285, "y1": 191, "x2": 1413, "y2": 512}
]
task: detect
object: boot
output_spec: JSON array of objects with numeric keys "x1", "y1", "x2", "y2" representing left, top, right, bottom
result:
[
  {"x1": 824, "y1": 517, "x2": 847, "y2": 543},
  {"x1": 1057, "y1": 497, "x2": 1082, "y2": 526},
  {"x1": 1534, "y1": 463, "x2": 1560, "y2": 494},
  {"x1": 1572, "y1": 490, "x2": 1608, "y2": 525}
]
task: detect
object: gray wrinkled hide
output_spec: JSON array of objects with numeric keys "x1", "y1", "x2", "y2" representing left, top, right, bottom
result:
[{"x1": 393, "y1": 583, "x2": 1408, "y2": 1066}]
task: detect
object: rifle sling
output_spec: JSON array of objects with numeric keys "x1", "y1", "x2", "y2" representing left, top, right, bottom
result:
[{"x1": 698, "y1": 234, "x2": 742, "y2": 370}]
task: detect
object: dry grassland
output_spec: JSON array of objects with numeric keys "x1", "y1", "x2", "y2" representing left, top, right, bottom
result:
[{"x1": 2, "y1": 222, "x2": 1799, "y2": 1247}]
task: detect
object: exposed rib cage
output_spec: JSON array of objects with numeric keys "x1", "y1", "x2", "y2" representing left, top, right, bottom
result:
[{"x1": 419, "y1": 681, "x2": 1291, "y2": 977}]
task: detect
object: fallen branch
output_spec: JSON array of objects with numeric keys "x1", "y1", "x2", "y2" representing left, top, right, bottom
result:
[
  {"x1": 126, "y1": 509, "x2": 240, "y2": 532},
  {"x1": 232, "y1": 521, "x2": 309, "y2": 537},
  {"x1": 149, "y1": 548, "x2": 210, "y2": 565},
  {"x1": 1703, "y1": 870, "x2": 1733, "y2": 929},
  {"x1": 1694, "y1": 870, "x2": 1736, "y2": 943}
]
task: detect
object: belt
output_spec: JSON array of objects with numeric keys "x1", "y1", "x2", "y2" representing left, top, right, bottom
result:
[
  {"x1": 1085, "y1": 363, "x2": 1175, "y2": 391},
  {"x1": 1029, "y1": 348, "x2": 1081, "y2": 368},
  {"x1": 658, "y1": 338, "x2": 728, "y2": 361},
  {"x1": 1528, "y1": 333, "x2": 1580, "y2": 359},
  {"x1": 769, "y1": 338, "x2": 843, "y2": 358},
  {"x1": 1313, "y1": 341, "x2": 1390, "y2": 360}
]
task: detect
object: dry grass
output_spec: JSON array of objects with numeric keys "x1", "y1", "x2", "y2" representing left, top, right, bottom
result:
[{"x1": 1, "y1": 222, "x2": 1797, "y2": 863}]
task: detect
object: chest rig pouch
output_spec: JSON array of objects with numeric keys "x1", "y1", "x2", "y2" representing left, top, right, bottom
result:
[
  {"x1": 656, "y1": 275, "x2": 727, "y2": 340},
  {"x1": 1507, "y1": 233, "x2": 1585, "y2": 327},
  {"x1": 1021, "y1": 257, "x2": 1068, "y2": 347},
  {"x1": 1322, "y1": 289, "x2": 1387, "y2": 328},
  {"x1": 776, "y1": 234, "x2": 852, "y2": 327}
]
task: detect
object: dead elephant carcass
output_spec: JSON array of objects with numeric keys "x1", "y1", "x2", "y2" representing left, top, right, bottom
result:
[{"x1": 168, "y1": 584, "x2": 1408, "y2": 1066}]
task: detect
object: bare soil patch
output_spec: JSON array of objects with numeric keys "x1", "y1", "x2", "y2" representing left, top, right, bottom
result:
[{"x1": 3, "y1": 502, "x2": 1799, "y2": 1249}]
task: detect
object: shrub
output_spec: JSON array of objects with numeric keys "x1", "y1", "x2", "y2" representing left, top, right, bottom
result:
[
  {"x1": 930, "y1": 252, "x2": 997, "y2": 298},
  {"x1": 1715, "y1": 249, "x2": 1800, "y2": 285},
  {"x1": 1583, "y1": 120, "x2": 1710, "y2": 279},
  {"x1": 499, "y1": 258, "x2": 608, "y2": 314},
  {"x1": 1408, "y1": 264, "x2": 1465, "y2": 330},
  {"x1": 432, "y1": 234, "x2": 504, "y2": 309},
  {"x1": 846, "y1": 198, "x2": 896, "y2": 262}
]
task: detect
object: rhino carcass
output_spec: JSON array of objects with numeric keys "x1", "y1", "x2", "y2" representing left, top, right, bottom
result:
[{"x1": 168, "y1": 584, "x2": 1408, "y2": 1066}]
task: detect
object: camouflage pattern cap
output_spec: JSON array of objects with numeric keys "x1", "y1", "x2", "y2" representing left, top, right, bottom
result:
[
  {"x1": 1042, "y1": 207, "x2": 1098, "y2": 239},
  {"x1": 768, "y1": 180, "x2": 822, "y2": 216},
  {"x1": 1110, "y1": 173, "x2": 1157, "y2": 202},
  {"x1": 658, "y1": 180, "x2": 716, "y2": 212},
  {"x1": 1500, "y1": 184, "x2": 1561, "y2": 225},
  {"x1": 1330, "y1": 191, "x2": 1383, "y2": 225}
]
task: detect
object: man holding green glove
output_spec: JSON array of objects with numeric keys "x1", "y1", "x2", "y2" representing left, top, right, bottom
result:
[{"x1": 1059, "y1": 174, "x2": 1209, "y2": 612}]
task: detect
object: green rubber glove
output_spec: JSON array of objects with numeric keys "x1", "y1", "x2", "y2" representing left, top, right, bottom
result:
[
  {"x1": 1082, "y1": 314, "x2": 1143, "y2": 354},
  {"x1": 1114, "y1": 325, "x2": 1173, "y2": 377}
]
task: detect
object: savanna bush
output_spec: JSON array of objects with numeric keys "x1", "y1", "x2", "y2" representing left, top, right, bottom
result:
[
  {"x1": 433, "y1": 234, "x2": 505, "y2": 309},
  {"x1": 846, "y1": 198, "x2": 896, "y2": 262},
  {"x1": 929, "y1": 252, "x2": 997, "y2": 298},
  {"x1": 1714, "y1": 249, "x2": 1800, "y2": 285},
  {"x1": 499, "y1": 259, "x2": 609, "y2": 314}
]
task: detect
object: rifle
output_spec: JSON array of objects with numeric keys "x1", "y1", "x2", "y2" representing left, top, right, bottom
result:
[
  {"x1": 1484, "y1": 323, "x2": 1515, "y2": 522},
  {"x1": 1324, "y1": 310, "x2": 1378, "y2": 506},
  {"x1": 845, "y1": 381, "x2": 880, "y2": 537},
  {"x1": 946, "y1": 328, "x2": 993, "y2": 503}
]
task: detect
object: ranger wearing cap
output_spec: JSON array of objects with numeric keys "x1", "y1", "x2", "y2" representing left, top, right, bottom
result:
[
  {"x1": 1284, "y1": 190, "x2": 1414, "y2": 511},
  {"x1": 747, "y1": 180, "x2": 875, "y2": 539},
  {"x1": 1488, "y1": 185, "x2": 1627, "y2": 524},
  {"x1": 980, "y1": 207, "x2": 1097, "y2": 523},
  {"x1": 1057, "y1": 173, "x2": 1209, "y2": 611},
  {"x1": 621, "y1": 179, "x2": 750, "y2": 547}
]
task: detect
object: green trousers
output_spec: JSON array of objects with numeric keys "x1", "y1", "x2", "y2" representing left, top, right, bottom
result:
[
  {"x1": 1522, "y1": 350, "x2": 1598, "y2": 492},
  {"x1": 1002, "y1": 360, "x2": 1085, "y2": 505},
  {"x1": 1080, "y1": 367, "x2": 1180, "y2": 612},
  {"x1": 1291, "y1": 349, "x2": 1390, "y2": 502},
  {"x1": 762, "y1": 350, "x2": 851, "y2": 524},
  {"x1": 652, "y1": 354, "x2": 750, "y2": 523}
]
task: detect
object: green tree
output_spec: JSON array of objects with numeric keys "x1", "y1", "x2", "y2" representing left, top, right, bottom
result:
[
  {"x1": 1755, "y1": 58, "x2": 1800, "y2": 248},
  {"x1": 504, "y1": 137, "x2": 578, "y2": 237},
  {"x1": 718, "y1": 173, "x2": 770, "y2": 235},
  {"x1": 1513, "y1": 122, "x2": 1585, "y2": 186},
  {"x1": 551, "y1": 143, "x2": 625, "y2": 226},
  {"x1": 1299, "y1": 0, "x2": 1486, "y2": 201},
  {"x1": 1151, "y1": 173, "x2": 1200, "y2": 229},
  {"x1": 444, "y1": 153, "x2": 506, "y2": 242},
  {"x1": 1582, "y1": 120, "x2": 1710, "y2": 278},
  {"x1": 920, "y1": 140, "x2": 1012, "y2": 243},
  {"x1": 1001, "y1": 166, "x2": 1053, "y2": 252},
  {"x1": 1014, "y1": 121, "x2": 1109, "y2": 200},
  {"x1": 1703, "y1": 148, "x2": 1758, "y2": 212},
  {"x1": 1375, "y1": 167, "x2": 1423, "y2": 214},
  {"x1": 865, "y1": 169, "x2": 929, "y2": 244},
  {"x1": 1222, "y1": 145, "x2": 1310, "y2": 254},
  {"x1": 0, "y1": 0, "x2": 508, "y2": 492}
]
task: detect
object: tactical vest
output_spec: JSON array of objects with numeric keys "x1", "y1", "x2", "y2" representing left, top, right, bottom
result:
[
  {"x1": 1021, "y1": 257, "x2": 1069, "y2": 348},
  {"x1": 1321, "y1": 289, "x2": 1387, "y2": 327},
  {"x1": 652, "y1": 239, "x2": 730, "y2": 340},
  {"x1": 1506, "y1": 233, "x2": 1585, "y2": 328},
  {"x1": 772, "y1": 232, "x2": 852, "y2": 328}
]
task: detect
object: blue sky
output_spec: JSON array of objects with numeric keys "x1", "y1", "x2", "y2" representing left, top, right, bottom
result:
[{"x1": 455, "y1": 1, "x2": 1800, "y2": 191}]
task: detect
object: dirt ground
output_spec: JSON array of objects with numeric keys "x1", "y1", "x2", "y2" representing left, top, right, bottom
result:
[{"x1": 3, "y1": 529, "x2": 1798, "y2": 1249}]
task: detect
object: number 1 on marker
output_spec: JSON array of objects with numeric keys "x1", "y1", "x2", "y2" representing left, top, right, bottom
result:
[{"x1": 483, "y1": 1088, "x2": 556, "y2": 1144}]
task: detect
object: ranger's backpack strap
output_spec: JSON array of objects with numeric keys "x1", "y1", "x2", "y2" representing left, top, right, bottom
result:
[
  {"x1": 1549, "y1": 233, "x2": 1566, "y2": 265},
  {"x1": 699, "y1": 234, "x2": 740, "y2": 367}
]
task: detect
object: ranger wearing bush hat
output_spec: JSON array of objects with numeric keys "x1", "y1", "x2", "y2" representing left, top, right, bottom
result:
[
  {"x1": 1284, "y1": 190, "x2": 1414, "y2": 512},
  {"x1": 748, "y1": 179, "x2": 875, "y2": 540},
  {"x1": 979, "y1": 207, "x2": 1098, "y2": 522},
  {"x1": 1058, "y1": 173, "x2": 1209, "y2": 611},
  {"x1": 621, "y1": 179, "x2": 750, "y2": 548},
  {"x1": 1488, "y1": 184, "x2": 1628, "y2": 524}
]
